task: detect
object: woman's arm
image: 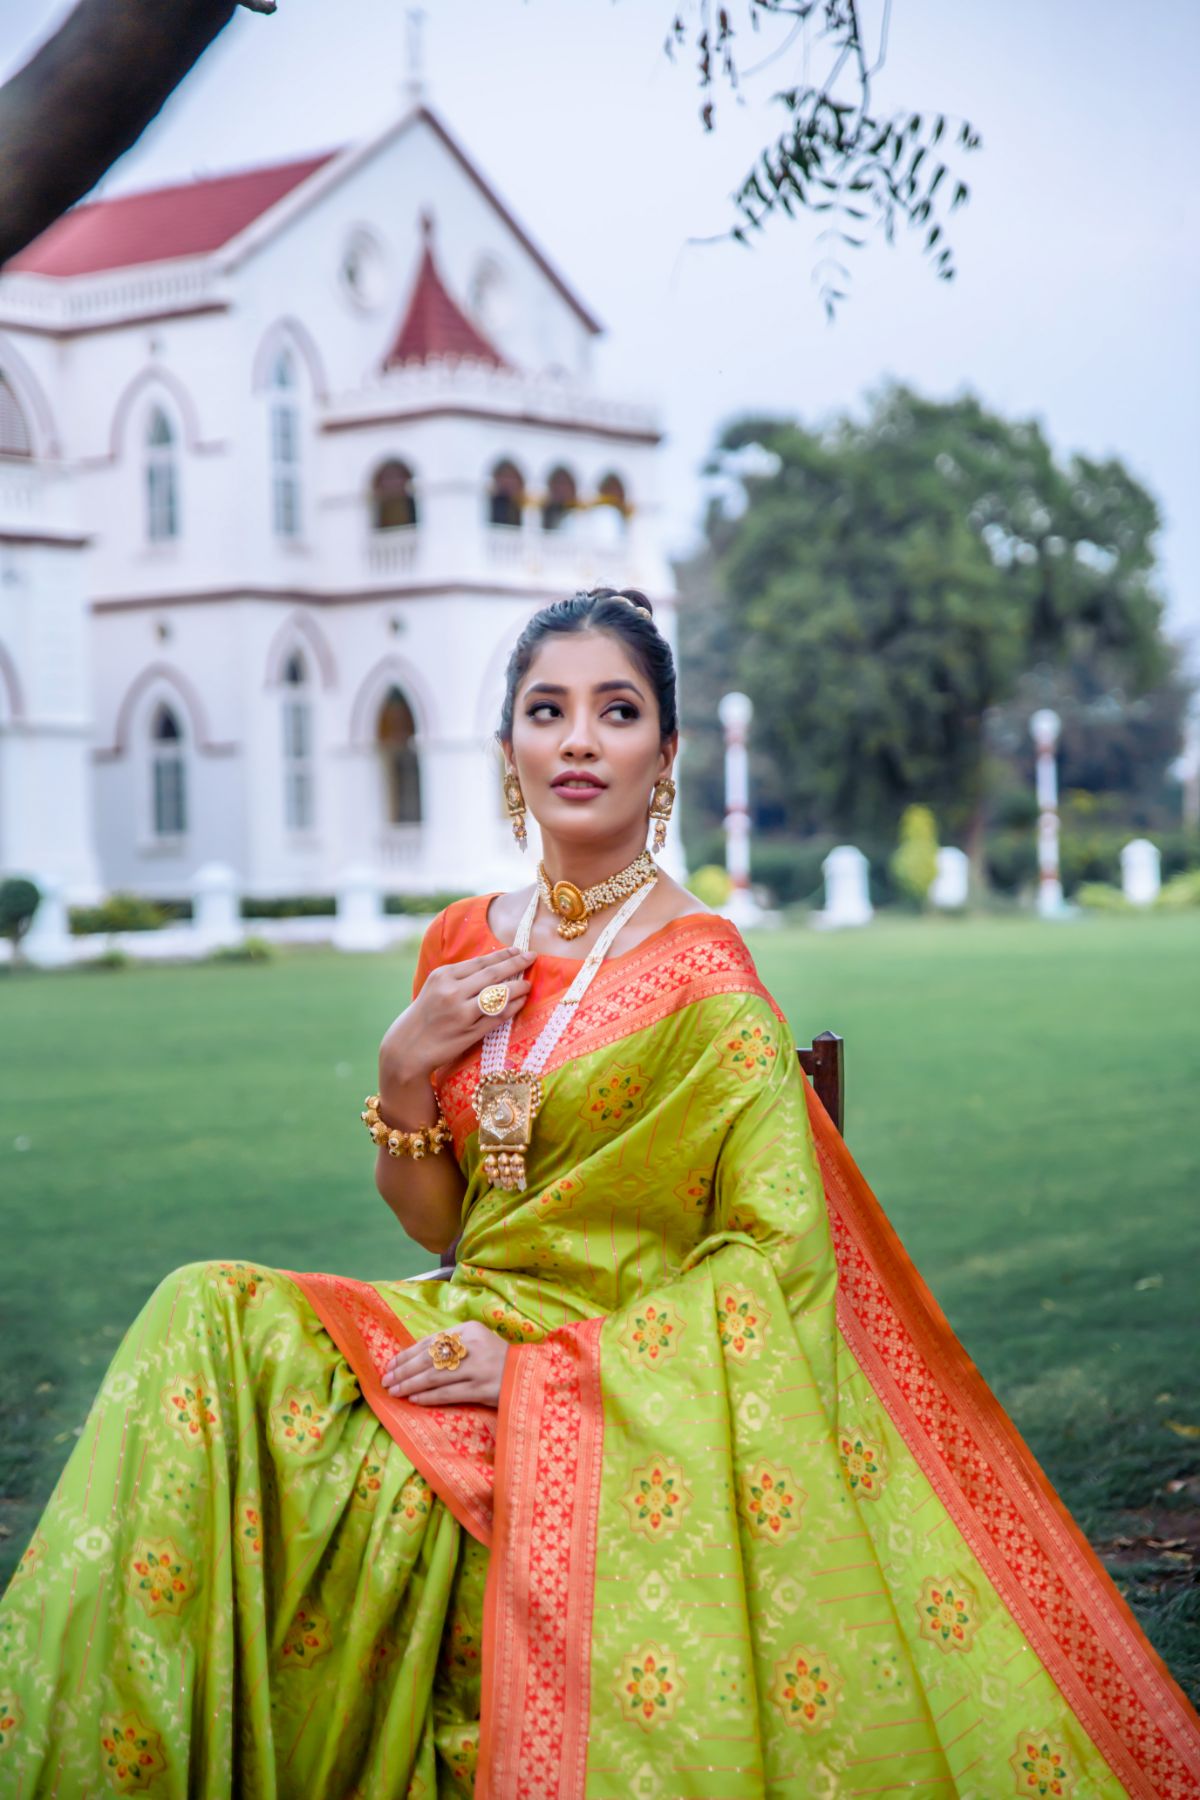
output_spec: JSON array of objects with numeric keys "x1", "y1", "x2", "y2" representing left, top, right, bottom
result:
[{"x1": 372, "y1": 926, "x2": 536, "y2": 1253}]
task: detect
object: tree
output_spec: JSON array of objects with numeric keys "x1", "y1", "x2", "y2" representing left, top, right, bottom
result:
[
  {"x1": 0, "y1": 876, "x2": 40, "y2": 964},
  {"x1": 679, "y1": 383, "x2": 1182, "y2": 877},
  {"x1": 0, "y1": 3, "x2": 978, "y2": 316}
]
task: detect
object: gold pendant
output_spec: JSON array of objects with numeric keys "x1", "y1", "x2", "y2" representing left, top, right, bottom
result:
[
  {"x1": 548, "y1": 879, "x2": 589, "y2": 938},
  {"x1": 474, "y1": 1070, "x2": 544, "y2": 1191}
]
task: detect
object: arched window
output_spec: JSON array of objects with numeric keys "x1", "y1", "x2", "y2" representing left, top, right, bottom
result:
[
  {"x1": 269, "y1": 349, "x2": 302, "y2": 540},
  {"x1": 541, "y1": 465, "x2": 577, "y2": 532},
  {"x1": 281, "y1": 650, "x2": 315, "y2": 830},
  {"x1": 597, "y1": 472, "x2": 629, "y2": 517},
  {"x1": 489, "y1": 459, "x2": 525, "y2": 528},
  {"x1": 370, "y1": 460, "x2": 417, "y2": 530},
  {"x1": 0, "y1": 374, "x2": 32, "y2": 460},
  {"x1": 150, "y1": 702, "x2": 186, "y2": 836},
  {"x1": 377, "y1": 687, "x2": 421, "y2": 824},
  {"x1": 145, "y1": 406, "x2": 179, "y2": 543}
]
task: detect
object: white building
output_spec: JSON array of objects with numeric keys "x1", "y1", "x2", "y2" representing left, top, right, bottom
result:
[{"x1": 0, "y1": 93, "x2": 676, "y2": 903}]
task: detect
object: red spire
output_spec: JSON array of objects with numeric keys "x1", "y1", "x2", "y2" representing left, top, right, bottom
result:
[{"x1": 383, "y1": 212, "x2": 510, "y2": 371}]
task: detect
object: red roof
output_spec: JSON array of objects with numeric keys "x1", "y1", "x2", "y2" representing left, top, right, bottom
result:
[
  {"x1": 4, "y1": 151, "x2": 341, "y2": 277},
  {"x1": 383, "y1": 215, "x2": 510, "y2": 370}
]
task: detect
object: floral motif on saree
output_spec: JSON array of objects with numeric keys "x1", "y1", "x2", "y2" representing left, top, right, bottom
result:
[
  {"x1": 767, "y1": 1643, "x2": 843, "y2": 1730},
  {"x1": 124, "y1": 1538, "x2": 195, "y2": 1619},
  {"x1": 161, "y1": 1374, "x2": 221, "y2": 1445},
  {"x1": 613, "y1": 1640, "x2": 682, "y2": 1730},
  {"x1": 1011, "y1": 1729, "x2": 1077, "y2": 1797},
  {"x1": 98, "y1": 1712, "x2": 167, "y2": 1792},
  {"x1": 619, "y1": 1456, "x2": 692, "y2": 1539}
]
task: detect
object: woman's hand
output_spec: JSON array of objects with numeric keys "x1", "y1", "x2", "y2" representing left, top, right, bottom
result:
[
  {"x1": 381, "y1": 1321, "x2": 511, "y2": 1409},
  {"x1": 380, "y1": 947, "x2": 537, "y2": 1087}
]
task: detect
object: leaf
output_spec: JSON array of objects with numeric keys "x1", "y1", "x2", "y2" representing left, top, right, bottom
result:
[{"x1": 1164, "y1": 1419, "x2": 1200, "y2": 1440}]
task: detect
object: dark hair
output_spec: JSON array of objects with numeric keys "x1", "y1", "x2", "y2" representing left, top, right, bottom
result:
[{"x1": 497, "y1": 587, "x2": 678, "y2": 743}]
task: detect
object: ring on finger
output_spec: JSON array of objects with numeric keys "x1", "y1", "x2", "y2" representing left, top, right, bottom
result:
[
  {"x1": 427, "y1": 1330, "x2": 469, "y2": 1371},
  {"x1": 477, "y1": 982, "x2": 510, "y2": 1017}
]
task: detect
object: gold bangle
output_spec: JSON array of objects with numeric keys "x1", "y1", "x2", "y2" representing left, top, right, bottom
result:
[{"x1": 361, "y1": 1094, "x2": 452, "y2": 1160}]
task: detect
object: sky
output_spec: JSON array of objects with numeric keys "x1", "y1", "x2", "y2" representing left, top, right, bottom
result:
[{"x1": 3, "y1": 0, "x2": 1199, "y2": 671}]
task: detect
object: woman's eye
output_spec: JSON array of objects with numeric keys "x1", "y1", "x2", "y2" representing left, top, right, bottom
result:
[{"x1": 606, "y1": 703, "x2": 639, "y2": 722}]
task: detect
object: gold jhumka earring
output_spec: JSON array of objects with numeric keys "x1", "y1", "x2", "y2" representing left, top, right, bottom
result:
[
  {"x1": 649, "y1": 776, "x2": 676, "y2": 853},
  {"x1": 503, "y1": 769, "x2": 527, "y2": 851}
]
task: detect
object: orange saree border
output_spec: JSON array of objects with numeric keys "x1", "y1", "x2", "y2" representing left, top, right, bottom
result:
[
  {"x1": 282, "y1": 1270, "x2": 497, "y2": 1548},
  {"x1": 477, "y1": 1314, "x2": 606, "y2": 1800},
  {"x1": 434, "y1": 904, "x2": 784, "y2": 1159},
  {"x1": 802, "y1": 1080, "x2": 1200, "y2": 1798}
]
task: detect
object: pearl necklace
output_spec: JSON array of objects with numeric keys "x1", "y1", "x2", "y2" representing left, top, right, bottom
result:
[{"x1": 474, "y1": 877, "x2": 658, "y2": 1191}]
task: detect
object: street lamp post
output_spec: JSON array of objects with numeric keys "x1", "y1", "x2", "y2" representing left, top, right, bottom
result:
[
  {"x1": 718, "y1": 690, "x2": 762, "y2": 927},
  {"x1": 1030, "y1": 708, "x2": 1065, "y2": 918}
]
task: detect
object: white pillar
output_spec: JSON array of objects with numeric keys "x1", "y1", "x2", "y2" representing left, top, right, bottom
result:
[
  {"x1": 334, "y1": 863, "x2": 388, "y2": 952},
  {"x1": 1120, "y1": 838, "x2": 1160, "y2": 906},
  {"x1": 23, "y1": 872, "x2": 74, "y2": 967},
  {"x1": 718, "y1": 690, "x2": 762, "y2": 926},
  {"x1": 812, "y1": 845, "x2": 874, "y2": 929},
  {"x1": 192, "y1": 862, "x2": 242, "y2": 951},
  {"x1": 930, "y1": 846, "x2": 969, "y2": 909},
  {"x1": 1030, "y1": 709, "x2": 1065, "y2": 917}
]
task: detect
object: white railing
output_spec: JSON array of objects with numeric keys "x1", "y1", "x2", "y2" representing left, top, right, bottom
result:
[
  {"x1": 0, "y1": 262, "x2": 227, "y2": 333},
  {"x1": 484, "y1": 522, "x2": 635, "y2": 587},
  {"x1": 375, "y1": 825, "x2": 423, "y2": 868},
  {"x1": 366, "y1": 529, "x2": 419, "y2": 576}
]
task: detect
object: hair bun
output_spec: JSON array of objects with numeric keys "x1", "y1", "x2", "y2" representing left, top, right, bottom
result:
[{"x1": 588, "y1": 585, "x2": 654, "y2": 619}]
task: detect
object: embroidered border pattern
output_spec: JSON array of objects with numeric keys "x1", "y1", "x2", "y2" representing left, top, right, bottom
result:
[
  {"x1": 477, "y1": 1315, "x2": 605, "y2": 1800},
  {"x1": 282, "y1": 1270, "x2": 497, "y2": 1547},
  {"x1": 436, "y1": 916, "x2": 783, "y2": 1157},
  {"x1": 803, "y1": 1084, "x2": 1200, "y2": 1799}
]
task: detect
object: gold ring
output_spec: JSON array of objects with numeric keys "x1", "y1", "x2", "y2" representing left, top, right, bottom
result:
[
  {"x1": 477, "y1": 983, "x2": 510, "y2": 1017},
  {"x1": 426, "y1": 1330, "x2": 469, "y2": 1371}
]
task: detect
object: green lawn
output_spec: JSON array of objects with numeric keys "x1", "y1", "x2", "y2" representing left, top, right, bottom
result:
[{"x1": 2, "y1": 911, "x2": 1198, "y2": 1699}]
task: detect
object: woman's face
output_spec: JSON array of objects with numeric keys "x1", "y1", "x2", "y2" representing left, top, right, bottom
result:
[{"x1": 506, "y1": 628, "x2": 675, "y2": 847}]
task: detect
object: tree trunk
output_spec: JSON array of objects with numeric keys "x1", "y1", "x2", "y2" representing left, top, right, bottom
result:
[{"x1": 0, "y1": 0, "x2": 274, "y2": 269}]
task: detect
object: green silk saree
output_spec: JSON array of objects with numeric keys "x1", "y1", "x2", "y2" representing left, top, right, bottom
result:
[{"x1": 2, "y1": 894, "x2": 1197, "y2": 1798}]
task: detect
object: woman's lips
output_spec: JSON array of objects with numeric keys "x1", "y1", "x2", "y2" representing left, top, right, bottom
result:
[{"x1": 551, "y1": 777, "x2": 607, "y2": 802}]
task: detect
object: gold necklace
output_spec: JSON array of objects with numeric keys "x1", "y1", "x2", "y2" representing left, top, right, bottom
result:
[{"x1": 536, "y1": 849, "x2": 657, "y2": 940}]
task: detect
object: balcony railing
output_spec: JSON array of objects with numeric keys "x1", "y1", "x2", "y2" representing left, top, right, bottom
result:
[{"x1": 366, "y1": 527, "x2": 419, "y2": 577}]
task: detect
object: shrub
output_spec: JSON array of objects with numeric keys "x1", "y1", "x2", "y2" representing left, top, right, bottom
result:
[
  {"x1": 208, "y1": 935, "x2": 276, "y2": 964},
  {"x1": 383, "y1": 891, "x2": 473, "y2": 916},
  {"x1": 686, "y1": 864, "x2": 733, "y2": 908},
  {"x1": 1075, "y1": 882, "x2": 1133, "y2": 911},
  {"x1": 0, "y1": 876, "x2": 40, "y2": 957},
  {"x1": 242, "y1": 895, "x2": 335, "y2": 919},
  {"x1": 70, "y1": 892, "x2": 172, "y2": 935},
  {"x1": 83, "y1": 947, "x2": 133, "y2": 970},
  {"x1": 890, "y1": 806, "x2": 940, "y2": 909},
  {"x1": 1156, "y1": 868, "x2": 1200, "y2": 910}
]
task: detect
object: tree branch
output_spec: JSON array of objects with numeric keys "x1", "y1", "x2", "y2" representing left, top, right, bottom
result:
[{"x1": 0, "y1": 0, "x2": 271, "y2": 269}]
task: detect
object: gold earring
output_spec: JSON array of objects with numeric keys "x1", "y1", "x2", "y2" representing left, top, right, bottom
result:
[
  {"x1": 503, "y1": 768, "x2": 528, "y2": 852},
  {"x1": 649, "y1": 776, "x2": 675, "y2": 854}
]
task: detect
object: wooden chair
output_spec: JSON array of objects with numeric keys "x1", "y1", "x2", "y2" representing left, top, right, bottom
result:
[{"x1": 415, "y1": 1030, "x2": 845, "y2": 1281}]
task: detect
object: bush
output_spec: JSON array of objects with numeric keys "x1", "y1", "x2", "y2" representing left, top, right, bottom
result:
[
  {"x1": 383, "y1": 891, "x2": 473, "y2": 916},
  {"x1": 208, "y1": 935, "x2": 276, "y2": 964},
  {"x1": 0, "y1": 875, "x2": 40, "y2": 956},
  {"x1": 242, "y1": 895, "x2": 335, "y2": 919},
  {"x1": 83, "y1": 947, "x2": 133, "y2": 970},
  {"x1": 890, "y1": 805, "x2": 940, "y2": 909},
  {"x1": 685, "y1": 864, "x2": 732, "y2": 908},
  {"x1": 1075, "y1": 882, "x2": 1133, "y2": 911},
  {"x1": 70, "y1": 892, "x2": 173, "y2": 935},
  {"x1": 1156, "y1": 868, "x2": 1200, "y2": 910}
]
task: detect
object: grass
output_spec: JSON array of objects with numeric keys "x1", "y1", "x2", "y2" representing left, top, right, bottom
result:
[{"x1": 2, "y1": 910, "x2": 1198, "y2": 1700}]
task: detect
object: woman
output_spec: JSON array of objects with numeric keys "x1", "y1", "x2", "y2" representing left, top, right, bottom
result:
[{"x1": 1, "y1": 588, "x2": 1197, "y2": 1799}]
